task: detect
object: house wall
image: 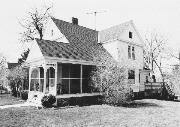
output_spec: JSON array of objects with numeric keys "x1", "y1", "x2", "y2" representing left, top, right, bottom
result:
[
  {"x1": 118, "y1": 22, "x2": 143, "y2": 46},
  {"x1": 102, "y1": 23, "x2": 144, "y2": 92}
]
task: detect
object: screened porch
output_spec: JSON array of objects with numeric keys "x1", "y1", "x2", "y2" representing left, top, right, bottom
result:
[{"x1": 29, "y1": 62, "x2": 96, "y2": 97}]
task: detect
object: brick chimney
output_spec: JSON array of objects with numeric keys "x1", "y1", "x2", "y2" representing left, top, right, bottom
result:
[{"x1": 72, "y1": 17, "x2": 78, "y2": 25}]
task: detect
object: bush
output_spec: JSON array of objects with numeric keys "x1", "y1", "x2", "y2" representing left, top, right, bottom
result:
[
  {"x1": 91, "y1": 65, "x2": 133, "y2": 105},
  {"x1": 101, "y1": 87, "x2": 133, "y2": 106},
  {"x1": 41, "y1": 94, "x2": 56, "y2": 108},
  {"x1": 21, "y1": 90, "x2": 28, "y2": 100}
]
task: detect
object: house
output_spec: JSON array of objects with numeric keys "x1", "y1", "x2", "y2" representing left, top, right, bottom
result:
[{"x1": 25, "y1": 17, "x2": 149, "y2": 101}]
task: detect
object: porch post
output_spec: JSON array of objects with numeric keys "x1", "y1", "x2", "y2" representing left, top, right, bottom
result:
[
  {"x1": 80, "y1": 64, "x2": 83, "y2": 93},
  {"x1": 54, "y1": 63, "x2": 58, "y2": 96},
  {"x1": 38, "y1": 67, "x2": 41, "y2": 92},
  {"x1": 43, "y1": 66, "x2": 47, "y2": 93},
  {"x1": 29, "y1": 67, "x2": 32, "y2": 92}
]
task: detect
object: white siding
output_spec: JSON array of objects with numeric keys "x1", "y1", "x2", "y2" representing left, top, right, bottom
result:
[
  {"x1": 43, "y1": 19, "x2": 69, "y2": 43},
  {"x1": 101, "y1": 22, "x2": 144, "y2": 92},
  {"x1": 102, "y1": 41, "x2": 119, "y2": 61},
  {"x1": 119, "y1": 22, "x2": 143, "y2": 46},
  {"x1": 26, "y1": 40, "x2": 44, "y2": 62}
]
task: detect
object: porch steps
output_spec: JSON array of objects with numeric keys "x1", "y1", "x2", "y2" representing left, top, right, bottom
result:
[
  {"x1": 27, "y1": 92, "x2": 45, "y2": 108},
  {"x1": 174, "y1": 95, "x2": 180, "y2": 101}
]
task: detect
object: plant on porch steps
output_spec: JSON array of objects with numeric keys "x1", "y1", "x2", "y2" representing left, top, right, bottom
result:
[{"x1": 41, "y1": 94, "x2": 56, "y2": 108}]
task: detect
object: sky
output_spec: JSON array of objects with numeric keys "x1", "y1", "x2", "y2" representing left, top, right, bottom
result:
[{"x1": 0, "y1": 0, "x2": 180, "y2": 66}]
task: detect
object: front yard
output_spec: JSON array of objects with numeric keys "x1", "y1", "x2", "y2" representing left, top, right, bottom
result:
[
  {"x1": 0, "y1": 94, "x2": 25, "y2": 106},
  {"x1": 0, "y1": 98, "x2": 180, "y2": 127}
]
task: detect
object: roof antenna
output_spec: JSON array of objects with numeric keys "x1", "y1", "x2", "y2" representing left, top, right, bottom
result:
[{"x1": 86, "y1": 10, "x2": 106, "y2": 30}]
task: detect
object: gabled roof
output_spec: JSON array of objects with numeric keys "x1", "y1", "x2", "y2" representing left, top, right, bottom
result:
[
  {"x1": 99, "y1": 21, "x2": 131, "y2": 43},
  {"x1": 36, "y1": 18, "x2": 114, "y2": 64}
]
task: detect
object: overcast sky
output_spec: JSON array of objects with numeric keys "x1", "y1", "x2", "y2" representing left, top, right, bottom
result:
[{"x1": 0, "y1": 0, "x2": 180, "y2": 64}]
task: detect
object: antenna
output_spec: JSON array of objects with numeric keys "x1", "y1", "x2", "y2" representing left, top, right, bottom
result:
[{"x1": 86, "y1": 10, "x2": 106, "y2": 30}]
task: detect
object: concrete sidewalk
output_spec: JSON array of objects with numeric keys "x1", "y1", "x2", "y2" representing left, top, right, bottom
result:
[{"x1": 0, "y1": 102, "x2": 42, "y2": 109}]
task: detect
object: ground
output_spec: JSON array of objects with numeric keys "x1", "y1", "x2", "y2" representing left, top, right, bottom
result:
[
  {"x1": 0, "y1": 94, "x2": 25, "y2": 106},
  {"x1": 0, "y1": 96, "x2": 180, "y2": 127}
]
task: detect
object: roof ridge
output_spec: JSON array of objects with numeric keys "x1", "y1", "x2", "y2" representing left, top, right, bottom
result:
[
  {"x1": 52, "y1": 17, "x2": 98, "y2": 32},
  {"x1": 100, "y1": 20, "x2": 132, "y2": 32}
]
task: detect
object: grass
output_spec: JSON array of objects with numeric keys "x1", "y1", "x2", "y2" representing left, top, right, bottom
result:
[
  {"x1": 0, "y1": 94, "x2": 25, "y2": 106},
  {"x1": 0, "y1": 99, "x2": 180, "y2": 127}
]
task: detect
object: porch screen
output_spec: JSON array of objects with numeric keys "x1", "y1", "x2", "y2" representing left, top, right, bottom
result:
[
  {"x1": 46, "y1": 67, "x2": 55, "y2": 92},
  {"x1": 82, "y1": 65, "x2": 93, "y2": 93},
  {"x1": 30, "y1": 67, "x2": 44, "y2": 92},
  {"x1": 30, "y1": 69, "x2": 39, "y2": 91},
  {"x1": 61, "y1": 64, "x2": 80, "y2": 94}
]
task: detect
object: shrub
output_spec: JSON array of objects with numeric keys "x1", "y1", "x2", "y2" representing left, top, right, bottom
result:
[
  {"x1": 91, "y1": 64, "x2": 133, "y2": 105},
  {"x1": 21, "y1": 90, "x2": 28, "y2": 100},
  {"x1": 41, "y1": 94, "x2": 56, "y2": 108},
  {"x1": 102, "y1": 88, "x2": 134, "y2": 105}
]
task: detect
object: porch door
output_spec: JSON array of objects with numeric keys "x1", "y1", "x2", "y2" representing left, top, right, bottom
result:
[
  {"x1": 46, "y1": 67, "x2": 55, "y2": 94},
  {"x1": 30, "y1": 67, "x2": 44, "y2": 92}
]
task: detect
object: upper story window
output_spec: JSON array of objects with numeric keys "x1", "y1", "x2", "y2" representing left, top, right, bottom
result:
[
  {"x1": 128, "y1": 45, "x2": 131, "y2": 59},
  {"x1": 128, "y1": 45, "x2": 135, "y2": 60},
  {"x1": 129, "y1": 31, "x2": 132, "y2": 39},
  {"x1": 132, "y1": 46, "x2": 135, "y2": 60}
]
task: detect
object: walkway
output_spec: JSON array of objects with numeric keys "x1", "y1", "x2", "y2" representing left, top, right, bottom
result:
[{"x1": 0, "y1": 102, "x2": 42, "y2": 109}]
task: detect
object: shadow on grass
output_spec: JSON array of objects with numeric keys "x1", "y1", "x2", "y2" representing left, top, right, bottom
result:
[{"x1": 121, "y1": 101, "x2": 162, "y2": 108}]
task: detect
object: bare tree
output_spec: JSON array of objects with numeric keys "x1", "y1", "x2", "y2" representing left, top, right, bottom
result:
[
  {"x1": 19, "y1": 6, "x2": 52, "y2": 43},
  {"x1": 144, "y1": 32, "x2": 168, "y2": 82}
]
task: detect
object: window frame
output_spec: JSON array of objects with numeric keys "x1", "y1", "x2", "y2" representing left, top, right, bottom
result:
[
  {"x1": 128, "y1": 45, "x2": 131, "y2": 59},
  {"x1": 129, "y1": 31, "x2": 132, "y2": 39},
  {"x1": 128, "y1": 69, "x2": 135, "y2": 84}
]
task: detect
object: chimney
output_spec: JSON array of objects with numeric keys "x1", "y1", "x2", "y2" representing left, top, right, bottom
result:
[{"x1": 72, "y1": 17, "x2": 78, "y2": 25}]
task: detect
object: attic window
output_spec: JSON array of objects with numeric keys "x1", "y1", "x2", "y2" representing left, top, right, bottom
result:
[{"x1": 129, "y1": 31, "x2": 132, "y2": 39}]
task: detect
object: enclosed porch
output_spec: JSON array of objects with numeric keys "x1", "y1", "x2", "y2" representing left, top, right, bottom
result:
[{"x1": 28, "y1": 61, "x2": 99, "y2": 100}]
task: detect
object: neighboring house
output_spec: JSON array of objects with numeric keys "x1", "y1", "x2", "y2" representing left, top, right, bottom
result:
[{"x1": 25, "y1": 17, "x2": 150, "y2": 100}]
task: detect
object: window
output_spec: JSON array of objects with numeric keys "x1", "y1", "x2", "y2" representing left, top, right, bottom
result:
[
  {"x1": 128, "y1": 45, "x2": 135, "y2": 60},
  {"x1": 129, "y1": 31, "x2": 132, "y2": 39},
  {"x1": 132, "y1": 46, "x2": 135, "y2": 60},
  {"x1": 128, "y1": 70, "x2": 135, "y2": 84},
  {"x1": 128, "y1": 45, "x2": 131, "y2": 59}
]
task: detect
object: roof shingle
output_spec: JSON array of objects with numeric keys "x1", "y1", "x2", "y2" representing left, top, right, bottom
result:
[{"x1": 36, "y1": 18, "x2": 114, "y2": 64}]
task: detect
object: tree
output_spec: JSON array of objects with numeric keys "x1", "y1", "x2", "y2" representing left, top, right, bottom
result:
[
  {"x1": 0, "y1": 54, "x2": 7, "y2": 78},
  {"x1": 18, "y1": 48, "x2": 30, "y2": 64},
  {"x1": 144, "y1": 32, "x2": 168, "y2": 83},
  {"x1": 7, "y1": 65, "x2": 28, "y2": 97},
  {"x1": 19, "y1": 6, "x2": 52, "y2": 43},
  {"x1": 90, "y1": 51, "x2": 133, "y2": 105}
]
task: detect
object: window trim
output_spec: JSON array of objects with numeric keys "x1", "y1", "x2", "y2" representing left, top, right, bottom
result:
[{"x1": 129, "y1": 31, "x2": 132, "y2": 39}]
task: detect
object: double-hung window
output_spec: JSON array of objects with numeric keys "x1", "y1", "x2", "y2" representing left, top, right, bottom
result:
[
  {"x1": 128, "y1": 70, "x2": 135, "y2": 84},
  {"x1": 128, "y1": 45, "x2": 135, "y2": 60}
]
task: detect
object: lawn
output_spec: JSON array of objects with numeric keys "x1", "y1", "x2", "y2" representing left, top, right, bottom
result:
[
  {"x1": 0, "y1": 99, "x2": 180, "y2": 127},
  {"x1": 0, "y1": 94, "x2": 25, "y2": 106}
]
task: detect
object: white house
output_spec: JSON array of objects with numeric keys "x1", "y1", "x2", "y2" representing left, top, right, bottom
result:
[
  {"x1": 25, "y1": 17, "x2": 150, "y2": 101},
  {"x1": 99, "y1": 20, "x2": 147, "y2": 92}
]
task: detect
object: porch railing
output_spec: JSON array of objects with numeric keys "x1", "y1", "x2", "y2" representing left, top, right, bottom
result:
[{"x1": 145, "y1": 82, "x2": 163, "y2": 90}]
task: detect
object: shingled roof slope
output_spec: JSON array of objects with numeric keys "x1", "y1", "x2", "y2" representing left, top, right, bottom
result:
[
  {"x1": 99, "y1": 21, "x2": 131, "y2": 43},
  {"x1": 36, "y1": 39, "x2": 93, "y2": 61},
  {"x1": 35, "y1": 18, "x2": 114, "y2": 64}
]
